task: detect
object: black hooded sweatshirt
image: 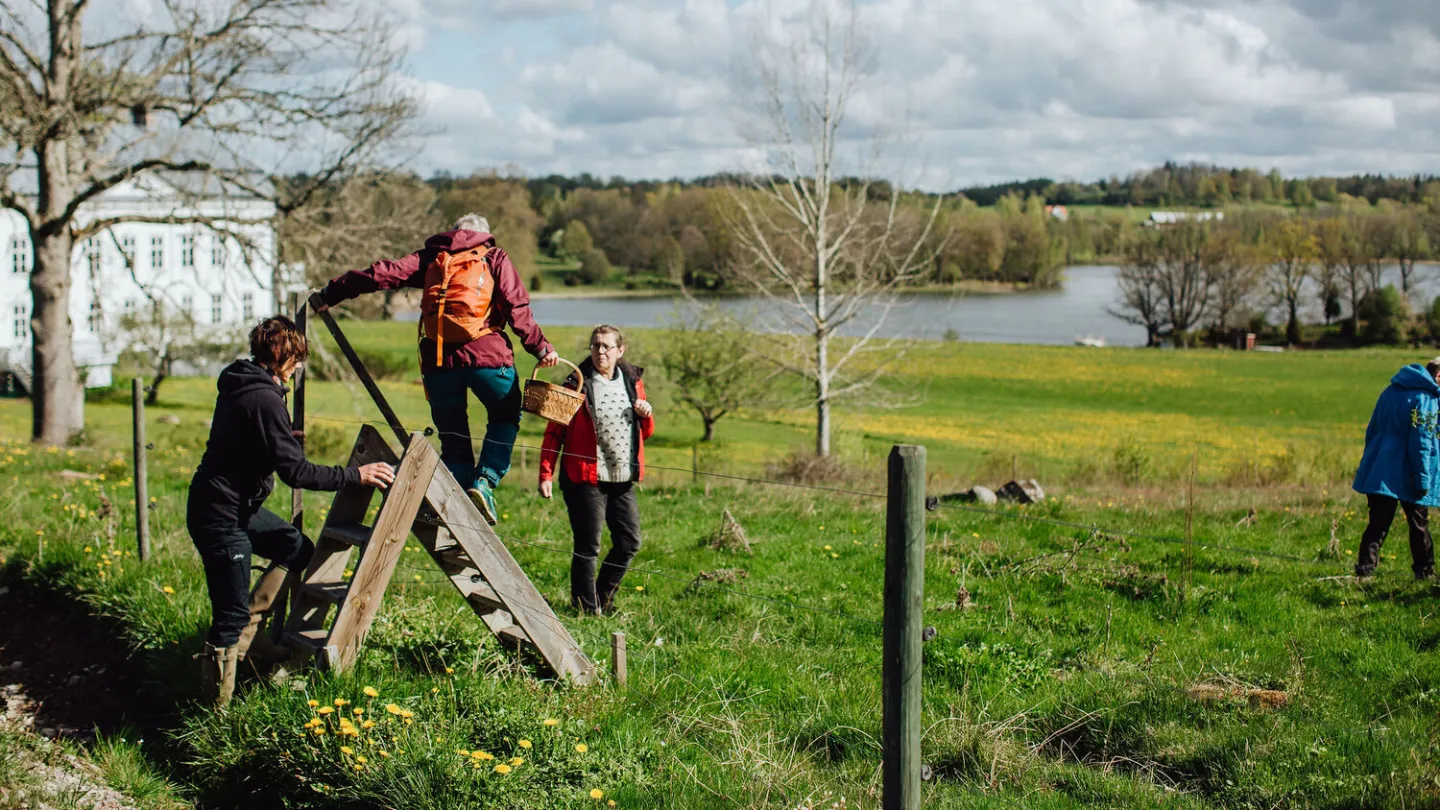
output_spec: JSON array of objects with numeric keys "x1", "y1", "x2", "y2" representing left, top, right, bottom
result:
[{"x1": 188, "y1": 359, "x2": 358, "y2": 527}]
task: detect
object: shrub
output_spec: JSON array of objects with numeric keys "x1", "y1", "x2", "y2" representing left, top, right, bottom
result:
[
  {"x1": 1358, "y1": 285, "x2": 1410, "y2": 345},
  {"x1": 577, "y1": 249, "x2": 611, "y2": 285}
]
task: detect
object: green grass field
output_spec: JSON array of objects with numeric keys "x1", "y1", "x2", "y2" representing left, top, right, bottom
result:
[{"x1": 0, "y1": 327, "x2": 1436, "y2": 809}]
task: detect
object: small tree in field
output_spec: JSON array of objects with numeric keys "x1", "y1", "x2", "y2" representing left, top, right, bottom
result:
[{"x1": 660, "y1": 305, "x2": 772, "y2": 442}]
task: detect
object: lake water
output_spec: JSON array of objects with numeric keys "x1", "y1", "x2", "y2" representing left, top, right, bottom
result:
[{"x1": 528, "y1": 265, "x2": 1148, "y2": 347}]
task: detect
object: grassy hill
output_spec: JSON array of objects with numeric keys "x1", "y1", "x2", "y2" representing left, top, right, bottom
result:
[{"x1": 0, "y1": 329, "x2": 1434, "y2": 808}]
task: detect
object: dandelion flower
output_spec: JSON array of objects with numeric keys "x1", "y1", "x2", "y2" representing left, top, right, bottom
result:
[
  {"x1": 431, "y1": 687, "x2": 439, "y2": 694},
  {"x1": 458, "y1": 750, "x2": 470, "y2": 757},
  {"x1": 494, "y1": 764, "x2": 512, "y2": 774},
  {"x1": 518, "y1": 739, "x2": 532, "y2": 749},
  {"x1": 334, "y1": 698, "x2": 349, "y2": 707},
  {"x1": 353, "y1": 708, "x2": 364, "y2": 716},
  {"x1": 83, "y1": 546, "x2": 92, "y2": 553},
  {"x1": 544, "y1": 718, "x2": 559, "y2": 727},
  {"x1": 445, "y1": 667, "x2": 455, "y2": 674},
  {"x1": 356, "y1": 756, "x2": 367, "y2": 764},
  {"x1": 313, "y1": 728, "x2": 326, "y2": 736},
  {"x1": 385, "y1": 704, "x2": 403, "y2": 715},
  {"x1": 308, "y1": 699, "x2": 319, "y2": 708},
  {"x1": 608, "y1": 802, "x2": 616, "y2": 808},
  {"x1": 575, "y1": 743, "x2": 588, "y2": 753},
  {"x1": 363, "y1": 721, "x2": 376, "y2": 729},
  {"x1": 162, "y1": 586, "x2": 175, "y2": 594},
  {"x1": 400, "y1": 709, "x2": 414, "y2": 719},
  {"x1": 363, "y1": 686, "x2": 379, "y2": 697},
  {"x1": 823, "y1": 545, "x2": 832, "y2": 551},
  {"x1": 634, "y1": 586, "x2": 644, "y2": 592},
  {"x1": 404, "y1": 718, "x2": 413, "y2": 725},
  {"x1": 353, "y1": 764, "x2": 364, "y2": 772},
  {"x1": 379, "y1": 751, "x2": 390, "y2": 758},
  {"x1": 413, "y1": 575, "x2": 422, "y2": 582},
  {"x1": 340, "y1": 746, "x2": 354, "y2": 755},
  {"x1": 475, "y1": 751, "x2": 494, "y2": 761},
  {"x1": 318, "y1": 707, "x2": 334, "y2": 715},
  {"x1": 590, "y1": 789, "x2": 604, "y2": 800}
]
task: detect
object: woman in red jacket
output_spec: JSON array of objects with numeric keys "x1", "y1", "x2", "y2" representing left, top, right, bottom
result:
[{"x1": 539, "y1": 325, "x2": 655, "y2": 614}]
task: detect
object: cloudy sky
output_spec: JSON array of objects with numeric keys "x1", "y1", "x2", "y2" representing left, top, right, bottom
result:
[{"x1": 387, "y1": 0, "x2": 1438, "y2": 190}]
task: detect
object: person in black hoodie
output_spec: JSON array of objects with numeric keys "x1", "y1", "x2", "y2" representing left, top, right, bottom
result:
[{"x1": 188, "y1": 316, "x2": 395, "y2": 707}]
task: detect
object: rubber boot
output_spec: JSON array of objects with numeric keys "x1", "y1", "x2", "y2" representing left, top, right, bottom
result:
[
  {"x1": 237, "y1": 566, "x2": 291, "y2": 662},
  {"x1": 200, "y1": 643, "x2": 240, "y2": 708}
]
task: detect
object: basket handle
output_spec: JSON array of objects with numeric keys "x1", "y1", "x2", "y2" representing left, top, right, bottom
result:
[{"x1": 531, "y1": 357, "x2": 583, "y2": 385}]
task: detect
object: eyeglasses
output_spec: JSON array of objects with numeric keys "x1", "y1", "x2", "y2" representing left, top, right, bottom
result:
[{"x1": 590, "y1": 343, "x2": 619, "y2": 353}]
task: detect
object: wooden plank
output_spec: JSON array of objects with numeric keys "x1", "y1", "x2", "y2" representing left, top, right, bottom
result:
[
  {"x1": 300, "y1": 582, "x2": 349, "y2": 604},
  {"x1": 324, "y1": 433, "x2": 440, "y2": 673},
  {"x1": 286, "y1": 628, "x2": 328, "y2": 650},
  {"x1": 424, "y1": 471, "x2": 595, "y2": 684},
  {"x1": 309, "y1": 294, "x2": 409, "y2": 447},
  {"x1": 410, "y1": 519, "x2": 531, "y2": 645},
  {"x1": 291, "y1": 295, "x2": 306, "y2": 530},
  {"x1": 286, "y1": 426, "x2": 388, "y2": 644},
  {"x1": 321, "y1": 523, "x2": 372, "y2": 548}
]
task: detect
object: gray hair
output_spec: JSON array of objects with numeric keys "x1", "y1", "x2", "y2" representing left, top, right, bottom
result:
[{"x1": 453, "y1": 213, "x2": 490, "y2": 233}]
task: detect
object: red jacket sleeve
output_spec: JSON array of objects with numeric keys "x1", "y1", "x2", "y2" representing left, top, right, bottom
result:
[
  {"x1": 636, "y1": 379, "x2": 655, "y2": 440},
  {"x1": 490, "y1": 248, "x2": 552, "y2": 359},
  {"x1": 539, "y1": 419, "x2": 566, "y2": 483},
  {"x1": 320, "y1": 251, "x2": 426, "y2": 306}
]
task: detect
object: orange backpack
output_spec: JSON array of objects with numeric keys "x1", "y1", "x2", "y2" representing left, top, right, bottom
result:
[{"x1": 420, "y1": 247, "x2": 495, "y2": 365}]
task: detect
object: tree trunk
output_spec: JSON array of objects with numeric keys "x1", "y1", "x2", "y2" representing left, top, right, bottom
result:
[
  {"x1": 1286, "y1": 300, "x2": 1302, "y2": 345},
  {"x1": 816, "y1": 333, "x2": 831, "y2": 458},
  {"x1": 701, "y1": 418, "x2": 715, "y2": 442},
  {"x1": 29, "y1": 228, "x2": 83, "y2": 444}
]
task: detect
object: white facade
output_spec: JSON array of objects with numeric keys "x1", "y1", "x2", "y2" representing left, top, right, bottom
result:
[{"x1": 0, "y1": 173, "x2": 297, "y2": 388}]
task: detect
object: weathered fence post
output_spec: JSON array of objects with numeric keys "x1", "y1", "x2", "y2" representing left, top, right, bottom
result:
[
  {"x1": 132, "y1": 377, "x2": 150, "y2": 562},
  {"x1": 691, "y1": 445, "x2": 699, "y2": 483},
  {"x1": 611, "y1": 631, "x2": 627, "y2": 686},
  {"x1": 884, "y1": 444, "x2": 925, "y2": 810},
  {"x1": 291, "y1": 294, "x2": 306, "y2": 531}
]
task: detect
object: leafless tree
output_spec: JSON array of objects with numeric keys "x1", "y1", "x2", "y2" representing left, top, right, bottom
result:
[
  {"x1": 1204, "y1": 229, "x2": 1262, "y2": 337},
  {"x1": 0, "y1": 0, "x2": 415, "y2": 444},
  {"x1": 725, "y1": 1, "x2": 941, "y2": 457},
  {"x1": 1110, "y1": 238, "x2": 1167, "y2": 347}
]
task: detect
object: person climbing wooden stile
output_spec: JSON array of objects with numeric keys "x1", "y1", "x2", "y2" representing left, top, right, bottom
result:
[
  {"x1": 315, "y1": 213, "x2": 559, "y2": 525},
  {"x1": 187, "y1": 317, "x2": 395, "y2": 708}
]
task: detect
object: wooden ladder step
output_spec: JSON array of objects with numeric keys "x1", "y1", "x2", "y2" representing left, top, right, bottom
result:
[
  {"x1": 286, "y1": 628, "x2": 329, "y2": 650},
  {"x1": 322, "y1": 522, "x2": 372, "y2": 547},
  {"x1": 300, "y1": 581, "x2": 349, "y2": 604}
]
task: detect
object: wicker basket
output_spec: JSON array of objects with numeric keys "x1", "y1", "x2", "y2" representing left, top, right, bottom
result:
[{"x1": 523, "y1": 358, "x2": 585, "y2": 425}]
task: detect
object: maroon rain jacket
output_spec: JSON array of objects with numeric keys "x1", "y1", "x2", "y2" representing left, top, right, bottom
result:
[{"x1": 319, "y1": 230, "x2": 552, "y2": 373}]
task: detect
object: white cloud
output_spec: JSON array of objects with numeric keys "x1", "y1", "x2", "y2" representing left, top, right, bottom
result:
[{"x1": 393, "y1": 0, "x2": 1440, "y2": 186}]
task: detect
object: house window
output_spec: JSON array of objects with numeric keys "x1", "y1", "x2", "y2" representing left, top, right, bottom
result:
[
  {"x1": 12, "y1": 304, "x2": 26, "y2": 339},
  {"x1": 211, "y1": 236, "x2": 226, "y2": 267},
  {"x1": 180, "y1": 234, "x2": 194, "y2": 267},
  {"x1": 180, "y1": 294, "x2": 193, "y2": 318},
  {"x1": 120, "y1": 236, "x2": 135, "y2": 265},
  {"x1": 122, "y1": 299, "x2": 137, "y2": 315},
  {"x1": 241, "y1": 292, "x2": 254, "y2": 320},
  {"x1": 83, "y1": 238, "x2": 100, "y2": 274},
  {"x1": 10, "y1": 238, "x2": 27, "y2": 274},
  {"x1": 88, "y1": 302, "x2": 102, "y2": 333},
  {"x1": 150, "y1": 236, "x2": 165, "y2": 270},
  {"x1": 210, "y1": 294, "x2": 222, "y2": 324}
]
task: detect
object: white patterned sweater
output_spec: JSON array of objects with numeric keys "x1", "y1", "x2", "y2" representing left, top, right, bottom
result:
[{"x1": 590, "y1": 370, "x2": 634, "y2": 483}]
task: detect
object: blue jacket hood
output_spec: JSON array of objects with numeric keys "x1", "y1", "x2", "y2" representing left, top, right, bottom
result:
[{"x1": 1391, "y1": 364, "x2": 1440, "y2": 392}]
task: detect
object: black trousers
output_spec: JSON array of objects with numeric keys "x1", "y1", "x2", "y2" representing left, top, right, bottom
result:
[
  {"x1": 1357, "y1": 493, "x2": 1435, "y2": 577},
  {"x1": 189, "y1": 508, "x2": 313, "y2": 646},
  {"x1": 561, "y1": 477, "x2": 642, "y2": 613}
]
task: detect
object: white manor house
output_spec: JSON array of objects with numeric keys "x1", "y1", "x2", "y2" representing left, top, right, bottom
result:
[{"x1": 0, "y1": 171, "x2": 298, "y2": 390}]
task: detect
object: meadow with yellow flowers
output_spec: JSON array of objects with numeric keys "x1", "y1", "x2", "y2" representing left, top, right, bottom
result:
[{"x1": 0, "y1": 326, "x2": 1434, "y2": 808}]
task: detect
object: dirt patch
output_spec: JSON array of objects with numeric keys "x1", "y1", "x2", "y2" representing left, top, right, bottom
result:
[
  {"x1": 1184, "y1": 682, "x2": 1289, "y2": 710},
  {"x1": 0, "y1": 582, "x2": 161, "y2": 741}
]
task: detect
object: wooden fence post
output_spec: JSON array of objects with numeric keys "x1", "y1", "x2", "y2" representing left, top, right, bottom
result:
[
  {"x1": 884, "y1": 444, "x2": 925, "y2": 810},
  {"x1": 132, "y1": 377, "x2": 150, "y2": 562},
  {"x1": 691, "y1": 445, "x2": 699, "y2": 483},
  {"x1": 291, "y1": 294, "x2": 306, "y2": 531},
  {"x1": 611, "y1": 631, "x2": 627, "y2": 686}
]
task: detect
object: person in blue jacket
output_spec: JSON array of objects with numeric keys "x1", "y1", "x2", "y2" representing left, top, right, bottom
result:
[{"x1": 1352, "y1": 359, "x2": 1440, "y2": 579}]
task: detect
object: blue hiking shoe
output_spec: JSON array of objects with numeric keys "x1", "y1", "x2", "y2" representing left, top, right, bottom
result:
[{"x1": 467, "y1": 481, "x2": 498, "y2": 526}]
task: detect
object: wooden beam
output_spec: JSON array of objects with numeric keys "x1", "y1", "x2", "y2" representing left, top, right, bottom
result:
[
  {"x1": 324, "y1": 432, "x2": 440, "y2": 673},
  {"x1": 308, "y1": 293, "x2": 409, "y2": 446}
]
